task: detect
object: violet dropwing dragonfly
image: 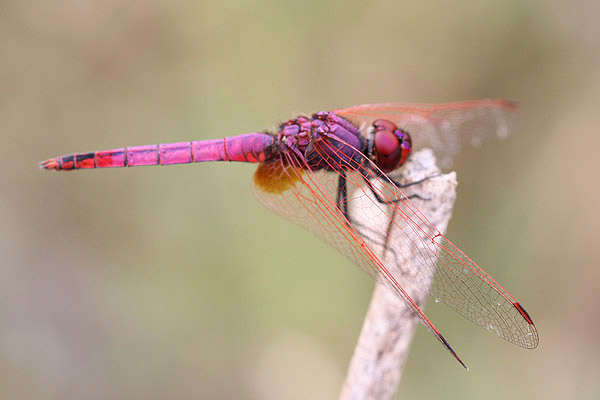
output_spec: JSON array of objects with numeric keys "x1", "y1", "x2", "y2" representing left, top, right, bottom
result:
[{"x1": 40, "y1": 99, "x2": 539, "y2": 368}]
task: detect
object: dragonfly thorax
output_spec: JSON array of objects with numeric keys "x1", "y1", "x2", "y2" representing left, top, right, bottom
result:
[{"x1": 277, "y1": 112, "x2": 365, "y2": 171}]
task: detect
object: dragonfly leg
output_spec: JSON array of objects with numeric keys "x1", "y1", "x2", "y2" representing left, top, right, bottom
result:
[
  {"x1": 360, "y1": 175, "x2": 434, "y2": 261},
  {"x1": 389, "y1": 174, "x2": 440, "y2": 201},
  {"x1": 362, "y1": 177, "x2": 412, "y2": 204},
  {"x1": 364, "y1": 173, "x2": 440, "y2": 204},
  {"x1": 336, "y1": 169, "x2": 350, "y2": 219},
  {"x1": 393, "y1": 173, "x2": 440, "y2": 189},
  {"x1": 336, "y1": 170, "x2": 405, "y2": 272},
  {"x1": 335, "y1": 169, "x2": 419, "y2": 274}
]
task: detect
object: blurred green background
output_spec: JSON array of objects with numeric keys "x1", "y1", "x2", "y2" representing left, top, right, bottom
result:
[{"x1": 2, "y1": 0, "x2": 599, "y2": 399}]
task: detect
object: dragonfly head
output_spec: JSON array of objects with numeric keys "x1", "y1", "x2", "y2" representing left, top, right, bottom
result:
[{"x1": 372, "y1": 119, "x2": 412, "y2": 172}]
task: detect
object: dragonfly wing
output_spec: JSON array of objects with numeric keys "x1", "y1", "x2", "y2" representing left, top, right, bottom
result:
[
  {"x1": 253, "y1": 154, "x2": 426, "y2": 297},
  {"x1": 252, "y1": 150, "x2": 468, "y2": 367},
  {"x1": 252, "y1": 133, "x2": 538, "y2": 352},
  {"x1": 334, "y1": 99, "x2": 520, "y2": 167},
  {"x1": 373, "y1": 159, "x2": 539, "y2": 349}
]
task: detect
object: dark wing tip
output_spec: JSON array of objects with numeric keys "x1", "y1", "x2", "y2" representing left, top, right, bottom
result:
[
  {"x1": 437, "y1": 332, "x2": 469, "y2": 370},
  {"x1": 513, "y1": 302, "x2": 534, "y2": 325},
  {"x1": 513, "y1": 302, "x2": 540, "y2": 349}
]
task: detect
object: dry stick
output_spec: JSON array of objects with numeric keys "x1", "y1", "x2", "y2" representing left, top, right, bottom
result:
[{"x1": 340, "y1": 149, "x2": 457, "y2": 400}]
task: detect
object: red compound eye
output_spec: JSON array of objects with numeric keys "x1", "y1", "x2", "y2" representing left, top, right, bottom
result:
[{"x1": 372, "y1": 119, "x2": 412, "y2": 172}]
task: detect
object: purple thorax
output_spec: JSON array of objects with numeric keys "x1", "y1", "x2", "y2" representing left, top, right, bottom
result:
[{"x1": 277, "y1": 112, "x2": 364, "y2": 171}]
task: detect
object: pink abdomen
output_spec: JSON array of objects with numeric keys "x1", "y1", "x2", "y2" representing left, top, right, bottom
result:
[{"x1": 40, "y1": 133, "x2": 276, "y2": 171}]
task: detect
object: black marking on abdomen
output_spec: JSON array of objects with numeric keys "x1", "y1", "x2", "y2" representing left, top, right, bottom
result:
[{"x1": 76, "y1": 152, "x2": 95, "y2": 160}]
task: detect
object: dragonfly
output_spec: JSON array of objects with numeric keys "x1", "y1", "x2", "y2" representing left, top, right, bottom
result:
[{"x1": 40, "y1": 99, "x2": 539, "y2": 368}]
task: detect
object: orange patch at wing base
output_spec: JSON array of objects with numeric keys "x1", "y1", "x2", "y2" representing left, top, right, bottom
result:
[{"x1": 254, "y1": 158, "x2": 304, "y2": 194}]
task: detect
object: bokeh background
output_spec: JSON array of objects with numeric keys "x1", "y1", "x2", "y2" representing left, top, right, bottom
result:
[{"x1": 2, "y1": 1, "x2": 599, "y2": 399}]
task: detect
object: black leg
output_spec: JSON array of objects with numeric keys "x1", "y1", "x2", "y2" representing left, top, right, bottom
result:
[
  {"x1": 336, "y1": 169, "x2": 406, "y2": 272},
  {"x1": 336, "y1": 169, "x2": 350, "y2": 220},
  {"x1": 392, "y1": 174, "x2": 440, "y2": 189},
  {"x1": 363, "y1": 173, "x2": 437, "y2": 205},
  {"x1": 360, "y1": 174, "x2": 438, "y2": 257}
]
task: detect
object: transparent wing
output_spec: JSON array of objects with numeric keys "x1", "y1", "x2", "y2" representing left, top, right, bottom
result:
[
  {"x1": 252, "y1": 149, "x2": 468, "y2": 367},
  {"x1": 334, "y1": 99, "x2": 520, "y2": 167},
  {"x1": 252, "y1": 134, "x2": 538, "y2": 354}
]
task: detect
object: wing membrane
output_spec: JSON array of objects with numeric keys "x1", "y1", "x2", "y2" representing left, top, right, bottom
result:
[
  {"x1": 253, "y1": 149, "x2": 468, "y2": 366},
  {"x1": 252, "y1": 130, "x2": 538, "y2": 353},
  {"x1": 334, "y1": 99, "x2": 520, "y2": 167}
]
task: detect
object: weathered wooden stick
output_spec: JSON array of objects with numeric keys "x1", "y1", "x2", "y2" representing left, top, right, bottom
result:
[{"x1": 340, "y1": 149, "x2": 457, "y2": 400}]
